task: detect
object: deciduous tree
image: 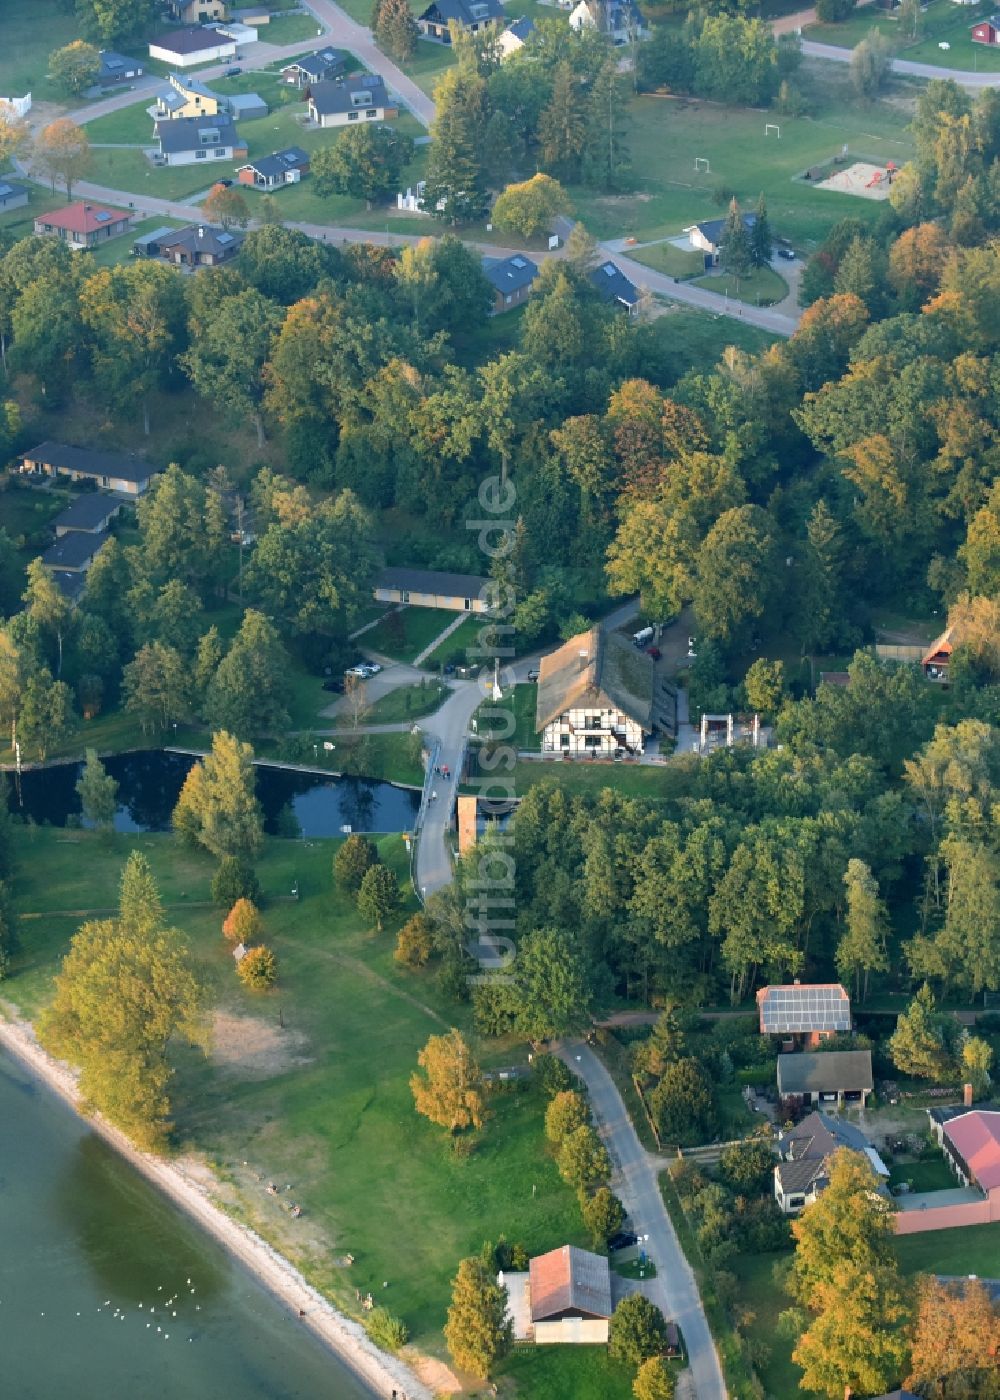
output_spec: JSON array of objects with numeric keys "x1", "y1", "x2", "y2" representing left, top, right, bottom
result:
[
  {"x1": 49, "y1": 41, "x2": 101, "y2": 95},
  {"x1": 334, "y1": 833, "x2": 379, "y2": 895},
  {"x1": 122, "y1": 641, "x2": 189, "y2": 735},
  {"x1": 34, "y1": 119, "x2": 91, "y2": 201},
  {"x1": 201, "y1": 184, "x2": 250, "y2": 229},
  {"x1": 633, "y1": 1356, "x2": 676, "y2": 1400},
  {"x1": 237, "y1": 944, "x2": 278, "y2": 989},
  {"x1": 372, "y1": 0, "x2": 418, "y2": 59},
  {"x1": 445, "y1": 1256, "x2": 511, "y2": 1379},
  {"x1": 172, "y1": 730, "x2": 263, "y2": 860},
  {"x1": 222, "y1": 898, "x2": 262, "y2": 944},
  {"x1": 312, "y1": 124, "x2": 414, "y2": 209},
  {"x1": 544, "y1": 1088, "x2": 590, "y2": 1145},
  {"x1": 836, "y1": 858, "x2": 889, "y2": 1001},
  {"x1": 205, "y1": 610, "x2": 292, "y2": 740},
  {"x1": 76, "y1": 748, "x2": 118, "y2": 831},
  {"x1": 411, "y1": 1028, "x2": 485, "y2": 1134},
  {"x1": 492, "y1": 173, "x2": 573, "y2": 239},
  {"x1": 580, "y1": 1185, "x2": 626, "y2": 1247},
  {"x1": 181, "y1": 288, "x2": 283, "y2": 447},
  {"x1": 357, "y1": 861, "x2": 399, "y2": 931},
  {"x1": 609, "y1": 1294, "x2": 672, "y2": 1367},
  {"x1": 557, "y1": 1123, "x2": 611, "y2": 1191},
  {"x1": 906, "y1": 1275, "x2": 1000, "y2": 1398}
]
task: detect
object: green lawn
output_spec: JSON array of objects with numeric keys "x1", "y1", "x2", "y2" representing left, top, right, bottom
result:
[
  {"x1": 806, "y1": 0, "x2": 1000, "y2": 69},
  {"x1": 363, "y1": 606, "x2": 461, "y2": 664},
  {"x1": 399, "y1": 38, "x2": 456, "y2": 98},
  {"x1": 571, "y1": 67, "x2": 914, "y2": 251},
  {"x1": 499, "y1": 1346, "x2": 636, "y2": 1400},
  {"x1": 421, "y1": 613, "x2": 490, "y2": 670},
  {"x1": 648, "y1": 306, "x2": 780, "y2": 376},
  {"x1": 473, "y1": 684, "x2": 540, "y2": 751},
  {"x1": 691, "y1": 265, "x2": 789, "y2": 308},
  {"x1": 3, "y1": 827, "x2": 587, "y2": 1350},
  {"x1": 330, "y1": 730, "x2": 426, "y2": 785},
  {"x1": 502, "y1": 760, "x2": 689, "y2": 801},
  {"x1": 261, "y1": 10, "x2": 324, "y2": 43},
  {"x1": 0, "y1": 481, "x2": 71, "y2": 559},
  {"x1": 365, "y1": 679, "x2": 452, "y2": 724},
  {"x1": 628, "y1": 240, "x2": 706, "y2": 279},
  {"x1": 887, "y1": 1157, "x2": 955, "y2": 1193},
  {"x1": 0, "y1": 0, "x2": 85, "y2": 104},
  {"x1": 87, "y1": 217, "x2": 184, "y2": 269},
  {"x1": 0, "y1": 183, "x2": 73, "y2": 242}
]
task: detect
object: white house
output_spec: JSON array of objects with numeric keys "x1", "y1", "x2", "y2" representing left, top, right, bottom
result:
[
  {"x1": 568, "y1": 0, "x2": 646, "y2": 39},
  {"x1": 307, "y1": 74, "x2": 394, "y2": 128},
  {"x1": 685, "y1": 212, "x2": 757, "y2": 264},
  {"x1": 773, "y1": 1112, "x2": 889, "y2": 1216},
  {"x1": 374, "y1": 566, "x2": 492, "y2": 613},
  {"x1": 148, "y1": 26, "x2": 236, "y2": 67},
  {"x1": 498, "y1": 14, "x2": 534, "y2": 57},
  {"x1": 535, "y1": 626, "x2": 654, "y2": 757},
  {"x1": 152, "y1": 113, "x2": 246, "y2": 167}
]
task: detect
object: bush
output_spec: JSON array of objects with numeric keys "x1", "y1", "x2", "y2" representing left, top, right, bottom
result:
[
  {"x1": 364, "y1": 1306, "x2": 408, "y2": 1352},
  {"x1": 334, "y1": 833, "x2": 379, "y2": 896},
  {"x1": 237, "y1": 945, "x2": 278, "y2": 989},
  {"x1": 222, "y1": 898, "x2": 262, "y2": 943},
  {"x1": 394, "y1": 912, "x2": 435, "y2": 968},
  {"x1": 610, "y1": 1294, "x2": 671, "y2": 1367},
  {"x1": 545, "y1": 1089, "x2": 590, "y2": 1145},
  {"x1": 815, "y1": 0, "x2": 856, "y2": 19},
  {"x1": 533, "y1": 1052, "x2": 574, "y2": 1097},
  {"x1": 212, "y1": 856, "x2": 261, "y2": 908}
]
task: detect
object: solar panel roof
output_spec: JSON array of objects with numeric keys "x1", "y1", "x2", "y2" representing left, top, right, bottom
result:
[{"x1": 758, "y1": 984, "x2": 851, "y2": 1033}]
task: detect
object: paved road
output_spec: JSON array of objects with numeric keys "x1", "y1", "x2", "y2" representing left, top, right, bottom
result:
[
  {"x1": 800, "y1": 38, "x2": 1000, "y2": 85},
  {"x1": 414, "y1": 679, "x2": 483, "y2": 896},
  {"x1": 559, "y1": 1042, "x2": 726, "y2": 1400},
  {"x1": 303, "y1": 0, "x2": 436, "y2": 125},
  {"x1": 601, "y1": 247, "x2": 800, "y2": 335}
]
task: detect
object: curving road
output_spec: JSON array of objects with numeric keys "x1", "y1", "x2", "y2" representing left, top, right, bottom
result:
[
  {"x1": 800, "y1": 37, "x2": 1000, "y2": 86},
  {"x1": 560, "y1": 1042, "x2": 727, "y2": 1400}
]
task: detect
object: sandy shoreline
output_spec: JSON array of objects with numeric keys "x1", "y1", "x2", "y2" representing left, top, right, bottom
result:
[{"x1": 0, "y1": 1007, "x2": 432, "y2": 1400}]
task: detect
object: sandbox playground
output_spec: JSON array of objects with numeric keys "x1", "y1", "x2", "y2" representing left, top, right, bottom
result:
[{"x1": 806, "y1": 158, "x2": 899, "y2": 200}]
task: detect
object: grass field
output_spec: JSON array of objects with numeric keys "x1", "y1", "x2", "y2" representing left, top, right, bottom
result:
[
  {"x1": 501, "y1": 760, "x2": 689, "y2": 801},
  {"x1": 0, "y1": 0, "x2": 84, "y2": 104},
  {"x1": 365, "y1": 679, "x2": 451, "y2": 723},
  {"x1": 4, "y1": 826, "x2": 587, "y2": 1352},
  {"x1": 473, "y1": 684, "x2": 540, "y2": 751},
  {"x1": 500, "y1": 1346, "x2": 636, "y2": 1399},
  {"x1": 363, "y1": 606, "x2": 459, "y2": 664},
  {"x1": 0, "y1": 184, "x2": 75, "y2": 243},
  {"x1": 692, "y1": 265, "x2": 789, "y2": 307},
  {"x1": 806, "y1": 0, "x2": 1000, "y2": 69},
  {"x1": 571, "y1": 68, "x2": 914, "y2": 251},
  {"x1": 887, "y1": 1157, "x2": 955, "y2": 1192},
  {"x1": 399, "y1": 39, "x2": 457, "y2": 98},
  {"x1": 648, "y1": 305, "x2": 780, "y2": 375},
  {"x1": 260, "y1": 10, "x2": 323, "y2": 43},
  {"x1": 628, "y1": 240, "x2": 706, "y2": 278},
  {"x1": 422, "y1": 613, "x2": 489, "y2": 669},
  {"x1": 87, "y1": 217, "x2": 184, "y2": 268}
]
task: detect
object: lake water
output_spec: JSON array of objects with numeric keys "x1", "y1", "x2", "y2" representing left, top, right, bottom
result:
[
  {"x1": 0, "y1": 1050, "x2": 376, "y2": 1400},
  {"x1": 7, "y1": 751, "x2": 420, "y2": 838}
]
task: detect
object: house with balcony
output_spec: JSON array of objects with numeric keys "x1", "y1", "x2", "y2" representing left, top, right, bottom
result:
[{"x1": 535, "y1": 626, "x2": 654, "y2": 757}]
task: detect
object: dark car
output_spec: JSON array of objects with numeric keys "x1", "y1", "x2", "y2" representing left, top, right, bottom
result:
[
  {"x1": 777, "y1": 248, "x2": 795, "y2": 261},
  {"x1": 645, "y1": 646, "x2": 661, "y2": 661},
  {"x1": 608, "y1": 1230, "x2": 638, "y2": 1252},
  {"x1": 223, "y1": 65, "x2": 242, "y2": 77},
  {"x1": 213, "y1": 177, "x2": 234, "y2": 189},
  {"x1": 322, "y1": 678, "x2": 344, "y2": 693}
]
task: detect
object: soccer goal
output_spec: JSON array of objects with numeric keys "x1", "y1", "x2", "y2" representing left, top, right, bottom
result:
[
  {"x1": 694, "y1": 157, "x2": 710, "y2": 173},
  {"x1": 765, "y1": 123, "x2": 781, "y2": 138}
]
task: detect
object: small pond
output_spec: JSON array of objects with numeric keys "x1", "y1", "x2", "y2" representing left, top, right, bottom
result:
[{"x1": 7, "y1": 751, "x2": 420, "y2": 838}]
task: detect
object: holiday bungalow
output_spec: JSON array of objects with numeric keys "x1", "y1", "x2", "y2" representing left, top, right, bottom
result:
[
  {"x1": 96, "y1": 50, "x2": 146, "y2": 89},
  {"x1": 154, "y1": 73, "x2": 224, "y2": 120},
  {"x1": 684, "y1": 212, "x2": 756, "y2": 266},
  {"x1": 972, "y1": 14, "x2": 1000, "y2": 42},
  {"x1": 757, "y1": 982, "x2": 852, "y2": 1049},
  {"x1": 502, "y1": 1246, "x2": 614, "y2": 1344},
  {"x1": 590, "y1": 260, "x2": 641, "y2": 314},
  {"x1": 33, "y1": 203, "x2": 132, "y2": 250},
  {"x1": 148, "y1": 26, "x2": 236, "y2": 67},
  {"x1": 167, "y1": 0, "x2": 228, "y2": 21},
  {"x1": 417, "y1": 0, "x2": 506, "y2": 42},
  {"x1": 21, "y1": 443, "x2": 160, "y2": 497},
  {"x1": 153, "y1": 224, "x2": 245, "y2": 267},
  {"x1": 922, "y1": 623, "x2": 965, "y2": 683},
  {"x1": 153, "y1": 113, "x2": 246, "y2": 167},
  {"x1": 374, "y1": 566, "x2": 493, "y2": 613},
  {"x1": 498, "y1": 14, "x2": 534, "y2": 56},
  {"x1": 483, "y1": 254, "x2": 538, "y2": 313},
  {"x1": 536, "y1": 626, "x2": 655, "y2": 757},
  {"x1": 280, "y1": 46, "x2": 347, "y2": 87},
  {"x1": 41, "y1": 529, "x2": 109, "y2": 575},
  {"x1": 52, "y1": 494, "x2": 126, "y2": 537},
  {"x1": 237, "y1": 147, "x2": 309, "y2": 188},
  {"x1": 568, "y1": 0, "x2": 646, "y2": 41},
  {"x1": 0, "y1": 181, "x2": 28, "y2": 212},
  {"x1": 307, "y1": 75, "x2": 394, "y2": 128}
]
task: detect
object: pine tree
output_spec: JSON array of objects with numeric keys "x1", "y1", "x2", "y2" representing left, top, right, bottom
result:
[
  {"x1": 583, "y1": 60, "x2": 630, "y2": 191},
  {"x1": 750, "y1": 191, "x2": 772, "y2": 267},
  {"x1": 357, "y1": 862, "x2": 399, "y2": 931},
  {"x1": 423, "y1": 67, "x2": 489, "y2": 223},
  {"x1": 720, "y1": 197, "x2": 751, "y2": 283},
  {"x1": 76, "y1": 748, "x2": 118, "y2": 831},
  {"x1": 373, "y1": 0, "x2": 418, "y2": 61},
  {"x1": 538, "y1": 62, "x2": 588, "y2": 182},
  {"x1": 444, "y1": 1256, "x2": 512, "y2": 1379}
]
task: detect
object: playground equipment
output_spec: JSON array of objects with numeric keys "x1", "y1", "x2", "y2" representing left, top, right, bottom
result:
[{"x1": 865, "y1": 159, "x2": 898, "y2": 188}]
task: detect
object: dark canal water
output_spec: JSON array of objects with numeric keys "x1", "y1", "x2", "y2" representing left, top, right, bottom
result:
[
  {"x1": 6, "y1": 751, "x2": 420, "y2": 837},
  {"x1": 0, "y1": 1050, "x2": 375, "y2": 1400}
]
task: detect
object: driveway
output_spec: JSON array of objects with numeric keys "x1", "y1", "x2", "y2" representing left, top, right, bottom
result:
[{"x1": 559, "y1": 1042, "x2": 726, "y2": 1400}]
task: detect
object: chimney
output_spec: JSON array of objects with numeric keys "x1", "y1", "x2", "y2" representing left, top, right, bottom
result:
[
  {"x1": 964, "y1": 1082, "x2": 974, "y2": 1108},
  {"x1": 197, "y1": 226, "x2": 204, "y2": 238}
]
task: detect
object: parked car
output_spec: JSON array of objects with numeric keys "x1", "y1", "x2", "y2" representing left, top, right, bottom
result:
[
  {"x1": 687, "y1": 635, "x2": 697, "y2": 658},
  {"x1": 361, "y1": 661, "x2": 382, "y2": 677},
  {"x1": 223, "y1": 65, "x2": 242, "y2": 76},
  {"x1": 645, "y1": 646, "x2": 661, "y2": 661},
  {"x1": 608, "y1": 1230, "x2": 638, "y2": 1252},
  {"x1": 526, "y1": 667, "x2": 540, "y2": 682},
  {"x1": 213, "y1": 178, "x2": 234, "y2": 189},
  {"x1": 777, "y1": 248, "x2": 795, "y2": 261},
  {"x1": 322, "y1": 678, "x2": 344, "y2": 693}
]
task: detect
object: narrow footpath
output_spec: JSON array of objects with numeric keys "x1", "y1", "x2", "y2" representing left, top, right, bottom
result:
[{"x1": 560, "y1": 1042, "x2": 727, "y2": 1400}]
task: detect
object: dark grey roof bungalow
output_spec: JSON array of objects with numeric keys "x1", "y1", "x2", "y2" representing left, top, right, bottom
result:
[
  {"x1": 53, "y1": 494, "x2": 125, "y2": 536},
  {"x1": 375, "y1": 566, "x2": 492, "y2": 613},
  {"x1": 777, "y1": 1050, "x2": 873, "y2": 1105},
  {"x1": 237, "y1": 146, "x2": 309, "y2": 188},
  {"x1": 590, "y1": 260, "x2": 640, "y2": 314},
  {"x1": 153, "y1": 113, "x2": 246, "y2": 165},
  {"x1": 97, "y1": 50, "x2": 146, "y2": 87},
  {"x1": 418, "y1": 0, "x2": 505, "y2": 41},
  {"x1": 483, "y1": 254, "x2": 538, "y2": 313},
  {"x1": 307, "y1": 75, "x2": 393, "y2": 128},
  {"x1": 0, "y1": 181, "x2": 28, "y2": 212},
  {"x1": 41, "y1": 529, "x2": 109, "y2": 573},
  {"x1": 280, "y1": 46, "x2": 348, "y2": 87},
  {"x1": 156, "y1": 224, "x2": 245, "y2": 266},
  {"x1": 21, "y1": 443, "x2": 160, "y2": 497}
]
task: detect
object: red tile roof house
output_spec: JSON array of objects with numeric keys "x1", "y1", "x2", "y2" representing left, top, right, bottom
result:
[
  {"x1": 33, "y1": 203, "x2": 133, "y2": 250},
  {"x1": 757, "y1": 981, "x2": 852, "y2": 1049},
  {"x1": 896, "y1": 1105, "x2": 1000, "y2": 1235},
  {"x1": 501, "y1": 1245, "x2": 614, "y2": 1344}
]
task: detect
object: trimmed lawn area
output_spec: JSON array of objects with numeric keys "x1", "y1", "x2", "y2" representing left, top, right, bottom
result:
[
  {"x1": 366, "y1": 679, "x2": 451, "y2": 723},
  {"x1": 3, "y1": 827, "x2": 587, "y2": 1350},
  {"x1": 691, "y1": 265, "x2": 788, "y2": 307},
  {"x1": 261, "y1": 10, "x2": 324, "y2": 43},
  {"x1": 88, "y1": 217, "x2": 184, "y2": 268},
  {"x1": 571, "y1": 68, "x2": 914, "y2": 251},
  {"x1": 807, "y1": 0, "x2": 1000, "y2": 69},
  {"x1": 0, "y1": 0, "x2": 84, "y2": 105},
  {"x1": 331, "y1": 730, "x2": 426, "y2": 786},
  {"x1": 730, "y1": 1252, "x2": 807, "y2": 1397},
  {"x1": 499, "y1": 1346, "x2": 636, "y2": 1400},
  {"x1": 85, "y1": 146, "x2": 219, "y2": 201},
  {"x1": 400, "y1": 38, "x2": 456, "y2": 98},
  {"x1": 629, "y1": 240, "x2": 706, "y2": 279},
  {"x1": 421, "y1": 613, "x2": 489, "y2": 669},
  {"x1": 894, "y1": 1220, "x2": 1000, "y2": 1277},
  {"x1": 887, "y1": 1157, "x2": 955, "y2": 1193},
  {"x1": 502, "y1": 760, "x2": 689, "y2": 801},
  {"x1": 0, "y1": 183, "x2": 72, "y2": 242},
  {"x1": 0, "y1": 481, "x2": 71, "y2": 561},
  {"x1": 473, "y1": 684, "x2": 540, "y2": 751},
  {"x1": 363, "y1": 606, "x2": 461, "y2": 664}
]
